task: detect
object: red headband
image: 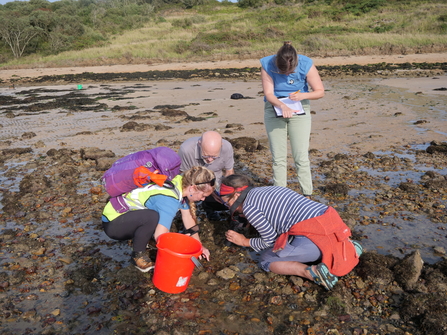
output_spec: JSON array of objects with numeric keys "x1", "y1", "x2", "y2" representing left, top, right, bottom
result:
[{"x1": 220, "y1": 184, "x2": 248, "y2": 196}]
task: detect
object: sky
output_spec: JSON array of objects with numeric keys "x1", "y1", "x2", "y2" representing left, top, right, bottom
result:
[
  {"x1": 0, "y1": 0, "x2": 236, "y2": 4},
  {"x1": 1, "y1": 0, "x2": 58, "y2": 4}
]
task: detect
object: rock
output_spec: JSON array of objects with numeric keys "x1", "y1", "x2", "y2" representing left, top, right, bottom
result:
[
  {"x1": 184, "y1": 128, "x2": 201, "y2": 135},
  {"x1": 394, "y1": 250, "x2": 424, "y2": 290},
  {"x1": 160, "y1": 109, "x2": 188, "y2": 118},
  {"x1": 19, "y1": 174, "x2": 51, "y2": 194},
  {"x1": 1, "y1": 147, "x2": 33, "y2": 155},
  {"x1": 426, "y1": 140, "x2": 447, "y2": 155},
  {"x1": 226, "y1": 123, "x2": 243, "y2": 128},
  {"x1": 355, "y1": 253, "x2": 398, "y2": 285},
  {"x1": 325, "y1": 183, "x2": 349, "y2": 195},
  {"x1": 90, "y1": 186, "x2": 103, "y2": 195},
  {"x1": 80, "y1": 147, "x2": 115, "y2": 161},
  {"x1": 230, "y1": 93, "x2": 244, "y2": 99},
  {"x1": 398, "y1": 182, "x2": 420, "y2": 193},
  {"x1": 154, "y1": 123, "x2": 172, "y2": 131},
  {"x1": 34, "y1": 140, "x2": 46, "y2": 148},
  {"x1": 32, "y1": 247, "x2": 46, "y2": 256},
  {"x1": 22, "y1": 132, "x2": 37, "y2": 139},
  {"x1": 216, "y1": 267, "x2": 236, "y2": 280},
  {"x1": 120, "y1": 121, "x2": 153, "y2": 132},
  {"x1": 434, "y1": 246, "x2": 446, "y2": 255},
  {"x1": 228, "y1": 137, "x2": 260, "y2": 152},
  {"x1": 207, "y1": 278, "x2": 219, "y2": 286},
  {"x1": 96, "y1": 157, "x2": 117, "y2": 171},
  {"x1": 51, "y1": 309, "x2": 60, "y2": 316}
]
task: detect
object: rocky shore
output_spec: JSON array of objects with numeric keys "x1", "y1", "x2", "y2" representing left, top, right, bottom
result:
[
  {"x1": 1, "y1": 140, "x2": 446, "y2": 335},
  {"x1": 2, "y1": 61, "x2": 447, "y2": 86},
  {"x1": 0, "y1": 61, "x2": 446, "y2": 334}
]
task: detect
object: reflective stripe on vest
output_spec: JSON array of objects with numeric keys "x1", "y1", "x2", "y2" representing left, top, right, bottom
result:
[{"x1": 102, "y1": 175, "x2": 183, "y2": 222}]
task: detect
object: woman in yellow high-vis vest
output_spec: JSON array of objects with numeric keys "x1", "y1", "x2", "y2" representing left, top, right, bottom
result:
[{"x1": 102, "y1": 166, "x2": 215, "y2": 272}]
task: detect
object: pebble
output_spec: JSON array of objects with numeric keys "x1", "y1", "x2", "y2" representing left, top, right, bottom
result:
[
  {"x1": 434, "y1": 246, "x2": 446, "y2": 255},
  {"x1": 216, "y1": 267, "x2": 236, "y2": 280}
]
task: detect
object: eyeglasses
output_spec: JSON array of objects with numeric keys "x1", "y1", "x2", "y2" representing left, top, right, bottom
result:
[
  {"x1": 202, "y1": 155, "x2": 219, "y2": 160},
  {"x1": 219, "y1": 195, "x2": 230, "y2": 208},
  {"x1": 195, "y1": 178, "x2": 216, "y2": 187}
]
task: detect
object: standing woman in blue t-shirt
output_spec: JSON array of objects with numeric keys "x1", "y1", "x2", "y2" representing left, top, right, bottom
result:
[{"x1": 260, "y1": 41, "x2": 325, "y2": 197}]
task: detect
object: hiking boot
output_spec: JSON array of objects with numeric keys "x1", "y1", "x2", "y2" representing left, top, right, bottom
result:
[{"x1": 131, "y1": 251, "x2": 154, "y2": 273}]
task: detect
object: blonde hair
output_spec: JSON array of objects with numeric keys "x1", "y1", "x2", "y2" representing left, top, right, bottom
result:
[{"x1": 182, "y1": 166, "x2": 215, "y2": 222}]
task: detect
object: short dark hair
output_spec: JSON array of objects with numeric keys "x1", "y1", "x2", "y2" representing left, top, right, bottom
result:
[{"x1": 220, "y1": 174, "x2": 253, "y2": 198}]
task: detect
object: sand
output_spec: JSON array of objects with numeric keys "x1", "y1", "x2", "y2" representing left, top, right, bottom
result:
[{"x1": 1, "y1": 53, "x2": 446, "y2": 157}]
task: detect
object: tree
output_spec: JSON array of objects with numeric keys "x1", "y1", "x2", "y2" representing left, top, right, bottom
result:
[{"x1": 0, "y1": 14, "x2": 43, "y2": 58}]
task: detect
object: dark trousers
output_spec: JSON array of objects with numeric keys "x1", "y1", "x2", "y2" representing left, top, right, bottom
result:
[{"x1": 102, "y1": 209, "x2": 159, "y2": 253}]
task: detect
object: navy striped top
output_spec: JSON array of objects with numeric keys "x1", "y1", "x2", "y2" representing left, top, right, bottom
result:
[{"x1": 243, "y1": 186, "x2": 328, "y2": 252}]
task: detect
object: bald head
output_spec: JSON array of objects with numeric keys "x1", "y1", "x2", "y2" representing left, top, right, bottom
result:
[{"x1": 199, "y1": 131, "x2": 222, "y2": 163}]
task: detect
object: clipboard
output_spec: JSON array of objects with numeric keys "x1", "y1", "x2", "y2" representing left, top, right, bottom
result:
[{"x1": 273, "y1": 97, "x2": 305, "y2": 117}]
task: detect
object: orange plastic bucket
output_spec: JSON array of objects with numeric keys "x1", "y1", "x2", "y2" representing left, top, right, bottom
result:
[{"x1": 152, "y1": 233, "x2": 202, "y2": 293}]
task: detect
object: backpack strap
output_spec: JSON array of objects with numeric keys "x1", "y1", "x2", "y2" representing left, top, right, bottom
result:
[
  {"x1": 110, "y1": 195, "x2": 130, "y2": 213},
  {"x1": 229, "y1": 186, "x2": 254, "y2": 219},
  {"x1": 110, "y1": 180, "x2": 180, "y2": 213}
]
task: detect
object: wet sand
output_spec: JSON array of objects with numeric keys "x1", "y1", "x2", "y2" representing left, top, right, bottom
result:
[{"x1": 1, "y1": 74, "x2": 446, "y2": 157}]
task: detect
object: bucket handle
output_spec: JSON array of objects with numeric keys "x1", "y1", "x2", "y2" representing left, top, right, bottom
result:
[{"x1": 191, "y1": 256, "x2": 203, "y2": 270}]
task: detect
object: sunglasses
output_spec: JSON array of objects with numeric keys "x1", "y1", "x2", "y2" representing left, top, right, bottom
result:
[{"x1": 195, "y1": 178, "x2": 216, "y2": 187}]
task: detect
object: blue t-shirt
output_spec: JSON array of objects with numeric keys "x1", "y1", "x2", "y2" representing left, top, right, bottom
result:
[
  {"x1": 144, "y1": 194, "x2": 189, "y2": 230},
  {"x1": 260, "y1": 54, "x2": 313, "y2": 100}
]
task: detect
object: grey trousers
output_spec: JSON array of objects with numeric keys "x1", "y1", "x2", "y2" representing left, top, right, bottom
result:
[{"x1": 264, "y1": 100, "x2": 313, "y2": 195}]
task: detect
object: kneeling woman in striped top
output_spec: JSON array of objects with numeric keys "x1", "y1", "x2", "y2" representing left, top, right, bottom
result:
[{"x1": 220, "y1": 174, "x2": 362, "y2": 290}]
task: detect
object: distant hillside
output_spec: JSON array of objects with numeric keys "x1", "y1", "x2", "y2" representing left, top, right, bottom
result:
[{"x1": 1, "y1": 0, "x2": 446, "y2": 69}]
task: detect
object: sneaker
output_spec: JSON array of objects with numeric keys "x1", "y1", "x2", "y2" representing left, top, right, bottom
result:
[
  {"x1": 352, "y1": 241, "x2": 363, "y2": 257},
  {"x1": 307, "y1": 263, "x2": 338, "y2": 290},
  {"x1": 131, "y1": 251, "x2": 154, "y2": 273}
]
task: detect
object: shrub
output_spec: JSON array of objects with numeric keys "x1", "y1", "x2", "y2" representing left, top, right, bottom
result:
[
  {"x1": 174, "y1": 40, "x2": 190, "y2": 54},
  {"x1": 343, "y1": 0, "x2": 386, "y2": 16},
  {"x1": 301, "y1": 35, "x2": 337, "y2": 51},
  {"x1": 373, "y1": 23, "x2": 394, "y2": 33},
  {"x1": 172, "y1": 18, "x2": 193, "y2": 28},
  {"x1": 252, "y1": 6, "x2": 306, "y2": 25},
  {"x1": 238, "y1": 0, "x2": 267, "y2": 9},
  {"x1": 189, "y1": 41, "x2": 213, "y2": 53},
  {"x1": 72, "y1": 26, "x2": 106, "y2": 50},
  {"x1": 172, "y1": 16, "x2": 205, "y2": 28}
]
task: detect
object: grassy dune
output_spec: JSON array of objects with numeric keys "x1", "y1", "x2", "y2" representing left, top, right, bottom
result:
[{"x1": 3, "y1": 1, "x2": 447, "y2": 69}]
